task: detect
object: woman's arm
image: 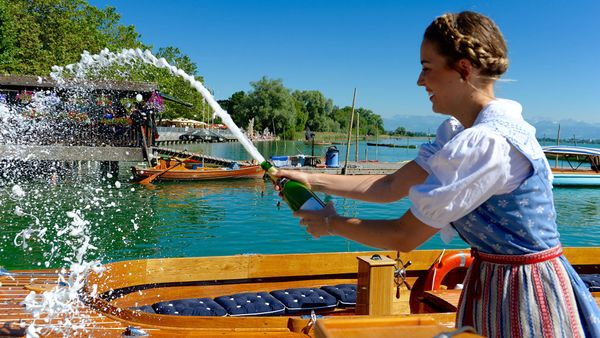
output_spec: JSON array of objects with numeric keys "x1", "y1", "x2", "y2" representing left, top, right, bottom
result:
[
  {"x1": 275, "y1": 160, "x2": 428, "y2": 203},
  {"x1": 295, "y1": 204, "x2": 439, "y2": 252}
]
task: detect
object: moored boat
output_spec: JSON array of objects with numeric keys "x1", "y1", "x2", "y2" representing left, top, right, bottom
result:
[
  {"x1": 131, "y1": 157, "x2": 264, "y2": 181},
  {"x1": 543, "y1": 146, "x2": 600, "y2": 186}
]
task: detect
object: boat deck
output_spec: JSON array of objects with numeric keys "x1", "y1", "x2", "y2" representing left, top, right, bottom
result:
[
  {"x1": 0, "y1": 270, "x2": 126, "y2": 337},
  {"x1": 1, "y1": 271, "x2": 313, "y2": 337}
]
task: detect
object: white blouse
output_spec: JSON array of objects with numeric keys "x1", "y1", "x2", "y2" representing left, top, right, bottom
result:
[{"x1": 409, "y1": 99, "x2": 533, "y2": 242}]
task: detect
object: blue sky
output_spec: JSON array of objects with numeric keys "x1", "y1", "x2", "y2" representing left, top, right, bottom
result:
[{"x1": 89, "y1": 0, "x2": 600, "y2": 127}]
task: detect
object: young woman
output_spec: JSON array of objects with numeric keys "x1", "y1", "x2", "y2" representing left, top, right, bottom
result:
[{"x1": 276, "y1": 11, "x2": 600, "y2": 337}]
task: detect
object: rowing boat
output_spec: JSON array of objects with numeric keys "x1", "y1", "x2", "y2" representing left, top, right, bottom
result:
[
  {"x1": 82, "y1": 248, "x2": 600, "y2": 335},
  {"x1": 131, "y1": 158, "x2": 264, "y2": 181},
  {"x1": 543, "y1": 146, "x2": 600, "y2": 186},
  {"x1": 5, "y1": 248, "x2": 600, "y2": 336}
]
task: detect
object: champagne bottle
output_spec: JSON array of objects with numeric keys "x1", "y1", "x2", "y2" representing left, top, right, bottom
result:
[{"x1": 261, "y1": 161, "x2": 325, "y2": 211}]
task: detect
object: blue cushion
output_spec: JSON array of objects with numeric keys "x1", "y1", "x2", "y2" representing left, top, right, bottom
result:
[
  {"x1": 321, "y1": 284, "x2": 357, "y2": 306},
  {"x1": 152, "y1": 298, "x2": 227, "y2": 316},
  {"x1": 271, "y1": 288, "x2": 338, "y2": 313},
  {"x1": 580, "y1": 274, "x2": 600, "y2": 292},
  {"x1": 130, "y1": 305, "x2": 156, "y2": 313},
  {"x1": 214, "y1": 292, "x2": 285, "y2": 316}
]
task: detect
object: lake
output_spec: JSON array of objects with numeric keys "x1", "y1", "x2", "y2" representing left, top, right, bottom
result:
[{"x1": 1, "y1": 140, "x2": 599, "y2": 269}]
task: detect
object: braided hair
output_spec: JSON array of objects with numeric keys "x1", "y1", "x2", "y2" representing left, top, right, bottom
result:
[{"x1": 424, "y1": 11, "x2": 509, "y2": 79}]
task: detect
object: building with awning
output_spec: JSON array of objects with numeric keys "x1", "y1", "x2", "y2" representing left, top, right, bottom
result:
[{"x1": 158, "y1": 117, "x2": 208, "y2": 128}]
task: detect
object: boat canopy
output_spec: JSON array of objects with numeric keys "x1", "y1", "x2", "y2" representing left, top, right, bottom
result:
[
  {"x1": 543, "y1": 146, "x2": 600, "y2": 171},
  {"x1": 542, "y1": 146, "x2": 600, "y2": 157}
]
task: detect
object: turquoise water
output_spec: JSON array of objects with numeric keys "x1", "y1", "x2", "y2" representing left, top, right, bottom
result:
[{"x1": 1, "y1": 140, "x2": 599, "y2": 269}]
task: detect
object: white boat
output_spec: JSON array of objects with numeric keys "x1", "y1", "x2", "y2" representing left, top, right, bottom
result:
[{"x1": 543, "y1": 146, "x2": 600, "y2": 186}]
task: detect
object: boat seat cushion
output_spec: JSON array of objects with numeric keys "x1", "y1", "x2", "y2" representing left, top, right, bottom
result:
[
  {"x1": 321, "y1": 284, "x2": 357, "y2": 306},
  {"x1": 580, "y1": 274, "x2": 600, "y2": 292},
  {"x1": 152, "y1": 298, "x2": 227, "y2": 316},
  {"x1": 214, "y1": 292, "x2": 285, "y2": 316},
  {"x1": 130, "y1": 305, "x2": 156, "y2": 313},
  {"x1": 271, "y1": 288, "x2": 338, "y2": 313}
]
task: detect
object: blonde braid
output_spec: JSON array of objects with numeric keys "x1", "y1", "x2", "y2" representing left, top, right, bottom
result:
[{"x1": 430, "y1": 12, "x2": 509, "y2": 77}]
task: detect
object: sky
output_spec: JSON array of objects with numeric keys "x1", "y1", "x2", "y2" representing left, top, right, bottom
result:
[{"x1": 88, "y1": 0, "x2": 600, "y2": 127}]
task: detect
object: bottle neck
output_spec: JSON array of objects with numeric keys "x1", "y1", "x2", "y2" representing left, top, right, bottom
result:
[{"x1": 261, "y1": 161, "x2": 278, "y2": 182}]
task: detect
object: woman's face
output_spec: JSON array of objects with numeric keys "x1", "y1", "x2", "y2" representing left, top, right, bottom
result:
[{"x1": 417, "y1": 39, "x2": 464, "y2": 115}]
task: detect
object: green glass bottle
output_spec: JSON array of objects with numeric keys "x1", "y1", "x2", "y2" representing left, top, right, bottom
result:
[{"x1": 261, "y1": 161, "x2": 325, "y2": 211}]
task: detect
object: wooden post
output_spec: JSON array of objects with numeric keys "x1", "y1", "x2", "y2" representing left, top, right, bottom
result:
[
  {"x1": 375, "y1": 128, "x2": 378, "y2": 161},
  {"x1": 343, "y1": 89, "x2": 356, "y2": 175},
  {"x1": 356, "y1": 254, "x2": 395, "y2": 315},
  {"x1": 364, "y1": 133, "x2": 368, "y2": 161},
  {"x1": 555, "y1": 124, "x2": 561, "y2": 168},
  {"x1": 355, "y1": 112, "x2": 360, "y2": 162}
]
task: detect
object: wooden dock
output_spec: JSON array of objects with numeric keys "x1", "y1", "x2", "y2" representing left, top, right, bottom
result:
[
  {"x1": 281, "y1": 161, "x2": 408, "y2": 175},
  {"x1": 0, "y1": 144, "x2": 143, "y2": 162}
]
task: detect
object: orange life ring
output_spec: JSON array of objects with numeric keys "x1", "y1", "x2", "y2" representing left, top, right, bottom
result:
[{"x1": 423, "y1": 251, "x2": 473, "y2": 290}]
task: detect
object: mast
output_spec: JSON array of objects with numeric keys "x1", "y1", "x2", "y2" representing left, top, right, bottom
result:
[{"x1": 343, "y1": 89, "x2": 357, "y2": 175}]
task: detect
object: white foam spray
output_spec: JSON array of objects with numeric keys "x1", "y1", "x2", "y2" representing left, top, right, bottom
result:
[
  {"x1": 13, "y1": 47, "x2": 268, "y2": 337},
  {"x1": 51, "y1": 48, "x2": 266, "y2": 163}
]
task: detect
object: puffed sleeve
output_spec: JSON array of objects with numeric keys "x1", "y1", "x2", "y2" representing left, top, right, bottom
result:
[
  {"x1": 409, "y1": 128, "x2": 512, "y2": 229},
  {"x1": 415, "y1": 117, "x2": 463, "y2": 174}
]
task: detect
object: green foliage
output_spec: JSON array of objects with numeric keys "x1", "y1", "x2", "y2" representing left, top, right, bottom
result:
[
  {"x1": 222, "y1": 77, "x2": 386, "y2": 139},
  {"x1": 292, "y1": 90, "x2": 336, "y2": 132},
  {"x1": 239, "y1": 77, "x2": 297, "y2": 137},
  {"x1": 0, "y1": 0, "x2": 386, "y2": 132},
  {"x1": 0, "y1": 0, "x2": 146, "y2": 75},
  {"x1": 0, "y1": 0, "x2": 208, "y2": 119},
  {"x1": 393, "y1": 126, "x2": 407, "y2": 135}
]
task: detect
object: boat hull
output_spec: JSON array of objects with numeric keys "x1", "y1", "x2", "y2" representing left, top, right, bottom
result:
[
  {"x1": 552, "y1": 171, "x2": 600, "y2": 186},
  {"x1": 132, "y1": 164, "x2": 264, "y2": 181}
]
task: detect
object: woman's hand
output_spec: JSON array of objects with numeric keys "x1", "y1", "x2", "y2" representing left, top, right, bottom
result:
[
  {"x1": 293, "y1": 202, "x2": 338, "y2": 239},
  {"x1": 272, "y1": 169, "x2": 312, "y2": 190}
]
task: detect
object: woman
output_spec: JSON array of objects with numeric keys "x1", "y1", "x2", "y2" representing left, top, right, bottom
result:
[{"x1": 276, "y1": 11, "x2": 600, "y2": 337}]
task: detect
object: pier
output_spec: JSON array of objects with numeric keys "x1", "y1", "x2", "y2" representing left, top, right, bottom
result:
[{"x1": 284, "y1": 160, "x2": 407, "y2": 175}]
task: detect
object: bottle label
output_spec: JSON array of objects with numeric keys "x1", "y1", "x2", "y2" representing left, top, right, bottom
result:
[{"x1": 300, "y1": 197, "x2": 324, "y2": 211}]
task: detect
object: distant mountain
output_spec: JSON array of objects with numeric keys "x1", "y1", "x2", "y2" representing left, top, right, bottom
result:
[
  {"x1": 384, "y1": 114, "x2": 600, "y2": 140},
  {"x1": 528, "y1": 117, "x2": 600, "y2": 141},
  {"x1": 383, "y1": 114, "x2": 446, "y2": 134}
]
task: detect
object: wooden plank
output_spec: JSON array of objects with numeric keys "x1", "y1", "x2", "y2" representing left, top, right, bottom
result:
[
  {"x1": 0, "y1": 145, "x2": 143, "y2": 161},
  {"x1": 315, "y1": 315, "x2": 481, "y2": 338},
  {"x1": 563, "y1": 247, "x2": 600, "y2": 265},
  {"x1": 0, "y1": 74, "x2": 156, "y2": 92}
]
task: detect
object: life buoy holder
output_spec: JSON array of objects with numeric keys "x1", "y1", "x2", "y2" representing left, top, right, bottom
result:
[{"x1": 423, "y1": 251, "x2": 473, "y2": 291}]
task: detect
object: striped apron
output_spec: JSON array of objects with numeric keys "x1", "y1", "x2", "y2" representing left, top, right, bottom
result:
[{"x1": 456, "y1": 245, "x2": 585, "y2": 338}]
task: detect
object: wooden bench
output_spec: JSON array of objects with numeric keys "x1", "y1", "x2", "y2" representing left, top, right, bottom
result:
[{"x1": 422, "y1": 289, "x2": 600, "y2": 313}]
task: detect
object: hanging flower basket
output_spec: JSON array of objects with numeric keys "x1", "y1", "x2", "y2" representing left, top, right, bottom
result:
[
  {"x1": 67, "y1": 111, "x2": 89, "y2": 122},
  {"x1": 101, "y1": 117, "x2": 132, "y2": 126}
]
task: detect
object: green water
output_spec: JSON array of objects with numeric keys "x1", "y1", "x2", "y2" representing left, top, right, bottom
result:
[{"x1": 2, "y1": 140, "x2": 600, "y2": 269}]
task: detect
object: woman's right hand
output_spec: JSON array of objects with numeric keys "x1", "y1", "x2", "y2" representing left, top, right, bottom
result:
[{"x1": 272, "y1": 169, "x2": 312, "y2": 190}]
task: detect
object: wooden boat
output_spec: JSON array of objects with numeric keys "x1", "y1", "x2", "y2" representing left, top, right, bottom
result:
[
  {"x1": 366, "y1": 142, "x2": 416, "y2": 149},
  {"x1": 131, "y1": 157, "x2": 264, "y2": 181},
  {"x1": 6, "y1": 248, "x2": 599, "y2": 336},
  {"x1": 543, "y1": 146, "x2": 600, "y2": 186}
]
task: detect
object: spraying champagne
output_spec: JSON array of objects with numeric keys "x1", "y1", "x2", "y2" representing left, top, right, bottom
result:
[{"x1": 261, "y1": 161, "x2": 325, "y2": 211}]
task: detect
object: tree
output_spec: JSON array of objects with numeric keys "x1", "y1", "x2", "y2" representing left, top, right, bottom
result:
[
  {"x1": 241, "y1": 77, "x2": 297, "y2": 138},
  {"x1": 333, "y1": 106, "x2": 384, "y2": 135},
  {"x1": 0, "y1": 0, "x2": 147, "y2": 75},
  {"x1": 223, "y1": 91, "x2": 249, "y2": 128},
  {"x1": 393, "y1": 126, "x2": 407, "y2": 135},
  {"x1": 292, "y1": 90, "x2": 334, "y2": 132}
]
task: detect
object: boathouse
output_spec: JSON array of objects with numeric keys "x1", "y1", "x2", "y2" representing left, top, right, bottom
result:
[{"x1": 0, "y1": 74, "x2": 157, "y2": 163}]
